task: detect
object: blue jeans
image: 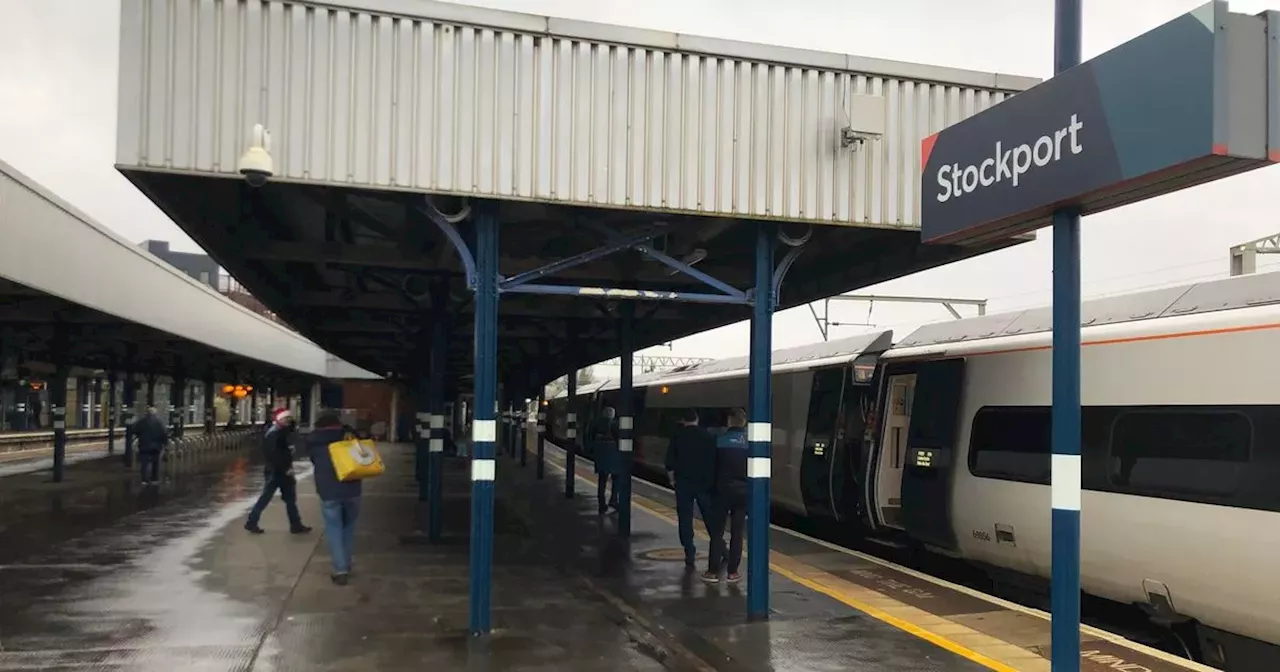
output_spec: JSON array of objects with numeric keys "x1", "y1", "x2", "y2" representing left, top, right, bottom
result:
[{"x1": 321, "y1": 497, "x2": 361, "y2": 575}]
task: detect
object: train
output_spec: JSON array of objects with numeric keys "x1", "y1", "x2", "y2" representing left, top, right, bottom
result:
[{"x1": 545, "y1": 271, "x2": 1280, "y2": 672}]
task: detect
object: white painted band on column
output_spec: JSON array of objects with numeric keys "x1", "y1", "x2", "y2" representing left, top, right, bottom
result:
[
  {"x1": 473, "y1": 419, "x2": 497, "y2": 443},
  {"x1": 748, "y1": 457, "x2": 771, "y2": 479},
  {"x1": 747, "y1": 422, "x2": 771, "y2": 442},
  {"x1": 430, "y1": 414, "x2": 444, "y2": 428},
  {"x1": 416, "y1": 412, "x2": 431, "y2": 421},
  {"x1": 619, "y1": 416, "x2": 633, "y2": 430},
  {"x1": 472, "y1": 459, "x2": 496, "y2": 481},
  {"x1": 430, "y1": 438, "x2": 444, "y2": 453},
  {"x1": 53, "y1": 421, "x2": 66, "y2": 430},
  {"x1": 567, "y1": 429, "x2": 577, "y2": 439},
  {"x1": 567, "y1": 413, "x2": 577, "y2": 422},
  {"x1": 417, "y1": 426, "x2": 428, "y2": 437},
  {"x1": 536, "y1": 425, "x2": 545, "y2": 434},
  {"x1": 537, "y1": 412, "x2": 546, "y2": 420},
  {"x1": 1051, "y1": 453, "x2": 1082, "y2": 511},
  {"x1": 619, "y1": 438, "x2": 633, "y2": 452}
]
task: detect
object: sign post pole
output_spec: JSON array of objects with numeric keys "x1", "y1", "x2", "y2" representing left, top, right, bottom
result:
[{"x1": 1050, "y1": 1, "x2": 1083, "y2": 670}]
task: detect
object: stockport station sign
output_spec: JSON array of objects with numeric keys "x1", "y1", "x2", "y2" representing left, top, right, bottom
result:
[{"x1": 921, "y1": 1, "x2": 1280, "y2": 245}]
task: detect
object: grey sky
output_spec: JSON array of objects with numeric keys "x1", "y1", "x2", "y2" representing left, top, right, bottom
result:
[{"x1": 3, "y1": 0, "x2": 1278, "y2": 364}]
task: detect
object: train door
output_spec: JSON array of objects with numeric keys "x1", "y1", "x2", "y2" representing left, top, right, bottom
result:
[
  {"x1": 875, "y1": 373, "x2": 915, "y2": 529},
  {"x1": 899, "y1": 358, "x2": 965, "y2": 552},
  {"x1": 800, "y1": 367, "x2": 846, "y2": 518}
]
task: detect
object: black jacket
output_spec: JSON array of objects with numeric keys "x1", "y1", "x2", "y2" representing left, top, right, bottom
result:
[
  {"x1": 134, "y1": 413, "x2": 169, "y2": 454},
  {"x1": 261, "y1": 424, "x2": 295, "y2": 475},
  {"x1": 664, "y1": 424, "x2": 717, "y2": 493},
  {"x1": 307, "y1": 426, "x2": 363, "y2": 501}
]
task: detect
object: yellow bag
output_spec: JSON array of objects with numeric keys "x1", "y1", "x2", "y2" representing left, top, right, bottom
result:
[{"x1": 328, "y1": 434, "x2": 385, "y2": 482}]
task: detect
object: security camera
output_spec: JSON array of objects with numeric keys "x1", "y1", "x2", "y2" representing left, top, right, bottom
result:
[{"x1": 237, "y1": 123, "x2": 275, "y2": 188}]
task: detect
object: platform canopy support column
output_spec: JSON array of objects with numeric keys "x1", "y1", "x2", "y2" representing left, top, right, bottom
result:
[
  {"x1": 50, "y1": 327, "x2": 69, "y2": 483},
  {"x1": 468, "y1": 203, "x2": 500, "y2": 637},
  {"x1": 565, "y1": 355, "x2": 578, "y2": 499},
  {"x1": 1051, "y1": 0, "x2": 1083, "y2": 670},
  {"x1": 536, "y1": 341, "x2": 548, "y2": 480},
  {"x1": 106, "y1": 369, "x2": 119, "y2": 455},
  {"x1": 204, "y1": 375, "x2": 216, "y2": 434},
  {"x1": 171, "y1": 372, "x2": 186, "y2": 439},
  {"x1": 617, "y1": 303, "x2": 636, "y2": 538},
  {"x1": 122, "y1": 368, "x2": 137, "y2": 468},
  {"x1": 428, "y1": 284, "x2": 448, "y2": 542},
  {"x1": 747, "y1": 221, "x2": 777, "y2": 619}
]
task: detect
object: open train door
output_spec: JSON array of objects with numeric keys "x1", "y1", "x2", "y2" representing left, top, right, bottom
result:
[{"x1": 899, "y1": 358, "x2": 965, "y2": 552}]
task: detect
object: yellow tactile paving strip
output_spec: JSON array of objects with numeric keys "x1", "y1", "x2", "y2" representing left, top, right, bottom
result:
[{"x1": 535, "y1": 441, "x2": 1212, "y2": 672}]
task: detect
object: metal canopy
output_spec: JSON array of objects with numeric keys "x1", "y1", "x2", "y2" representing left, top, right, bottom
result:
[
  {"x1": 0, "y1": 278, "x2": 309, "y2": 390},
  {"x1": 123, "y1": 171, "x2": 1021, "y2": 387}
]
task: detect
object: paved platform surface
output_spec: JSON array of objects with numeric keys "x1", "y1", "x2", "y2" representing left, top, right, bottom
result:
[
  {"x1": 534, "y1": 434, "x2": 1212, "y2": 672},
  {"x1": 0, "y1": 439, "x2": 997, "y2": 671}
]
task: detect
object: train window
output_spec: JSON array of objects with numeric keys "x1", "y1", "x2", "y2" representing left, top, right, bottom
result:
[
  {"x1": 968, "y1": 406, "x2": 1052, "y2": 484},
  {"x1": 1109, "y1": 410, "x2": 1251, "y2": 498}
]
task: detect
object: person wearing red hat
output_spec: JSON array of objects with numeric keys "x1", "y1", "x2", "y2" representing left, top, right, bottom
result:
[{"x1": 244, "y1": 408, "x2": 312, "y2": 535}]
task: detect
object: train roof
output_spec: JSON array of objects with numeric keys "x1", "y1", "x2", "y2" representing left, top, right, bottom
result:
[
  {"x1": 555, "y1": 330, "x2": 894, "y2": 397},
  {"x1": 893, "y1": 270, "x2": 1280, "y2": 350}
]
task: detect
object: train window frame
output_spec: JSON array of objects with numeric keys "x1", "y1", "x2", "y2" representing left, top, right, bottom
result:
[
  {"x1": 1105, "y1": 407, "x2": 1253, "y2": 500},
  {"x1": 966, "y1": 405, "x2": 1053, "y2": 485}
]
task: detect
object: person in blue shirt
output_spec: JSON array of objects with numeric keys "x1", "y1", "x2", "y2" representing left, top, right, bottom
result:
[{"x1": 706, "y1": 408, "x2": 749, "y2": 584}]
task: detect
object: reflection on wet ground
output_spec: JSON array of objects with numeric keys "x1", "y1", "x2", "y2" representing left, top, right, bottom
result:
[{"x1": 0, "y1": 444, "x2": 689, "y2": 671}]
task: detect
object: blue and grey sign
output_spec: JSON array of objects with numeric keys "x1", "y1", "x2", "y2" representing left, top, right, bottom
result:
[{"x1": 921, "y1": 1, "x2": 1279, "y2": 245}]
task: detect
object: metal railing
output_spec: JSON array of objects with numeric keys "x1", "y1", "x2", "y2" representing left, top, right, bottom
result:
[{"x1": 1, "y1": 424, "x2": 218, "y2": 453}]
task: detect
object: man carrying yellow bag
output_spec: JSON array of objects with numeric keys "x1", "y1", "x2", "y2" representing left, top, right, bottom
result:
[{"x1": 307, "y1": 412, "x2": 384, "y2": 586}]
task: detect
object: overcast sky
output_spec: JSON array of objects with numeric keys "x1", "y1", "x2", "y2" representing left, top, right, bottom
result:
[{"x1": 3, "y1": 0, "x2": 1280, "y2": 367}]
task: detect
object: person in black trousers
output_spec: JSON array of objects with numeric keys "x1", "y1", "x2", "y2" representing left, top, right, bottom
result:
[
  {"x1": 134, "y1": 406, "x2": 168, "y2": 486},
  {"x1": 707, "y1": 408, "x2": 749, "y2": 584},
  {"x1": 244, "y1": 408, "x2": 311, "y2": 535},
  {"x1": 664, "y1": 409, "x2": 718, "y2": 568},
  {"x1": 592, "y1": 406, "x2": 620, "y2": 513}
]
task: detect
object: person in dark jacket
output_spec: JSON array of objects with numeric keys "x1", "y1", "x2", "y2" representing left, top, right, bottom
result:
[
  {"x1": 134, "y1": 406, "x2": 168, "y2": 486},
  {"x1": 664, "y1": 409, "x2": 718, "y2": 568},
  {"x1": 592, "y1": 406, "x2": 620, "y2": 514},
  {"x1": 307, "y1": 412, "x2": 363, "y2": 585},
  {"x1": 706, "y1": 408, "x2": 749, "y2": 584},
  {"x1": 244, "y1": 408, "x2": 311, "y2": 535}
]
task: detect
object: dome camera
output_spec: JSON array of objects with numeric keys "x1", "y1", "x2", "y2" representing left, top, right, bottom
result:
[{"x1": 237, "y1": 123, "x2": 275, "y2": 188}]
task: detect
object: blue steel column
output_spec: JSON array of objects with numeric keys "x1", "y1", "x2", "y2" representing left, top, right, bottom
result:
[
  {"x1": 617, "y1": 303, "x2": 635, "y2": 538},
  {"x1": 204, "y1": 376, "x2": 216, "y2": 435},
  {"x1": 565, "y1": 357, "x2": 578, "y2": 499},
  {"x1": 1051, "y1": 1, "x2": 1083, "y2": 670},
  {"x1": 122, "y1": 371, "x2": 137, "y2": 467},
  {"x1": 469, "y1": 204, "x2": 499, "y2": 636},
  {"x1": 106, "y1": 371, "x2": 118, "y2": 455},
  {"x1": 50, "y1": 364, "x2": 69, "y2": 483},
  {"x1": 746, "y1": 221, "x2": 776, "y2": 619},
  {"x1": 428, "y1": 309, "x2": 447, "y2": 542}
]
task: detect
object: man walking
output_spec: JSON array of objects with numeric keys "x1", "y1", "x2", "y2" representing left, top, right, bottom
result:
[
  {"x1": 707, "y1": 408, "x2": 749, "y2": 584},
  {"x1": 245, "y1": 408, "x2": 311, "y2": 535},
  {"x1": 306, "y1": 411, "x2": 364, "y2": 585},
  {"x1": 134, "y1": 406, "x2": 168, "y2": 486},
  {"x1": 592, "y1": 406, "x2": 620, "y2": 514},
  {"x1": 664, "y1": 409, "x2": 717, "y2": 569}
]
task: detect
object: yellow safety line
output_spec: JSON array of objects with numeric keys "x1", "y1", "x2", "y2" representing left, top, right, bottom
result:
[{"x1": 546, "y1": 458, "x2": 1019, "y2": 672}]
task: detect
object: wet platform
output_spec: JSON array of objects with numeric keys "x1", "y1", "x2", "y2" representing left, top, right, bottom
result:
[
  {"x1": 0, "y1": 437, "x2": 1209, "y2": 672},
  {"x1": 536, "y1": 440, "x2": 1214, "y2": 672}
]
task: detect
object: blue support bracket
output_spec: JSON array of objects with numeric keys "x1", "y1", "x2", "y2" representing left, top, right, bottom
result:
[
  {"x1": 503, "y1": 283, "x2": 749, "y2": 305},
  {"x1": 418, "y1": 199, "x2": 477, "y2": 290},
  {"x1": 499, "y1": 225, "x2": 668, "y2": 291}
]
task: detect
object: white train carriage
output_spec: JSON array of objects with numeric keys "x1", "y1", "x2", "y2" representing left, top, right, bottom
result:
[
  {"x1": 545, "y1": 271, "x2": 1280, "y2": 670},
  {"x1": 873, "y1": 272, "x2": 1280, "y2": 671}
]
